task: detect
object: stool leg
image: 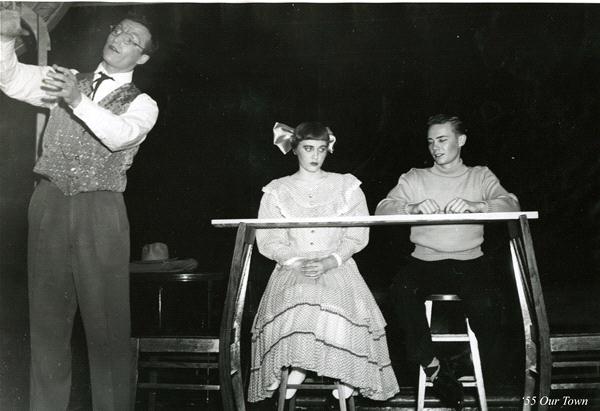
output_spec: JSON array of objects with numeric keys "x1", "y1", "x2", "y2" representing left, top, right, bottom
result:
[
  {"x1": 335, "y1": 381, "x2": 348, "y2": 411},
  {"x1": 466, "y1": 318, "x2": 487, "y2": 411},
  {"x1": 348, "y1": 394, "x2": 356, "y2": 411},
  {"x1": 206, "y1": 280, "x2": 212, "y2": 329},
  {"x1": 288, "y1": 395, "x2": 296, "y2": 411},
  {"x1": 425, "y1": 300, "x2": 433, "y2": 326},
  {"x1": 417, "y1": 300, "x2": 433, "y2": 411},
  {"x1": 417, "y1": 365, "x2": 426, "y2": 411},
  {"x1": 278, "y1": 368, "x2": 289, "y2": 411},
  {"x1": 148, "y1": 390, "x2": 156, "y2": 411},
  {"x1": 130, "y1": 338, "x2": 139, "y2": 411},
  {"x1": 148, "y1": 357, "x2": 158, "y2": 411},
  {"x1": 157, "y1": 286, "x2": 163, "y2": 331}
]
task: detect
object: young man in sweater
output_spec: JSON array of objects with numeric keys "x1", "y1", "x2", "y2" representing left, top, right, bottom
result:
[
  {"x1": 1, "y1": 9, "x2": 158, "y2": 411},
  {"x1": 375, "y1": 114, "x2": 520, "y2": 408}
]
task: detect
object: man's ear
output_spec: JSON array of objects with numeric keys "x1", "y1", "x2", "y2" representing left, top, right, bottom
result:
[
  {"x1": 136, "y1": 54, "x2": 150, "y2": 66},
  {"x1": 458, "y1": 134, "x2": 467, "y2": 147}
]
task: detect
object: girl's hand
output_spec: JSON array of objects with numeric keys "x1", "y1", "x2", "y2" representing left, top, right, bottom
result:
[
  {"x1": 300, "y1": 256, "x2": 337, "y2": 278},
  {"x1": 287, "y1": 258, "x2": 308, "y2": 276}
]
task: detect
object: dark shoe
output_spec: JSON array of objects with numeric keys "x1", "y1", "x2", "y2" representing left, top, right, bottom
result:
[{"x1": 432, "y1": 360, "x2": 464, "y2": 410}]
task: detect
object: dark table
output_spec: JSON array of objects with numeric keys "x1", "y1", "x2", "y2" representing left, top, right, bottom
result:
[{"x1": 130, "y1": 272, "x2": 225, "y2": 336}]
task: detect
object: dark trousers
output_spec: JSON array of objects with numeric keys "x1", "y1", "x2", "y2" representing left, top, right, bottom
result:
[
  {"x1": 28, "y1": 180, "x2": 132, "y2": 411},
  {"x1": 390, "y1": 256, "x2": 499, "y2": 373}
]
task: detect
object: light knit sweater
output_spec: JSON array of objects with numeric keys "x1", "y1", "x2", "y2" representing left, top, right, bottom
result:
[{"x1": 375, "y1": 159, "x2": 520, "y2": 261}]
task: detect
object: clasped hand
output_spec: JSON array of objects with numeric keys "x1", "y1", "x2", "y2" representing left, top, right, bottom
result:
[
  {"x1": 41, "y1": 65, "x2": 82, "y2": 107},
  {"x1": 290, "y1": 256, "x2": 336, "y2": 279},
  {"x1": 408, "y1": 198, "x2": 485, "y2": 214}
]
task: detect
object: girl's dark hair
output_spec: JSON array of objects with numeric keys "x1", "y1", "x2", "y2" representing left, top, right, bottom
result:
[{"x1": 291, "y1": 121, "x2": 331, "y2": 149}]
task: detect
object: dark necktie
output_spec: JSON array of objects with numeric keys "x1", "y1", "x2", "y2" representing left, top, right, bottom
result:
[{"x1": 90, "y1": 72, "x2": 114, "y2": 100}]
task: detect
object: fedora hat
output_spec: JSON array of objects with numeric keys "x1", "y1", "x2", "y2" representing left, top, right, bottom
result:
[
  {"x1": 130, "y1": 242, "x2": 198, "y2": 273},
  {"x1": 139, "y1": 242, "x2": 177, "y2": 263}
]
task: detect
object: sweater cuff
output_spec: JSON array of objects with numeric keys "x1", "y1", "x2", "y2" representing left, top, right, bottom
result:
[{"x1": 485, "y1": 200, "x2": 509, "y2": 213}]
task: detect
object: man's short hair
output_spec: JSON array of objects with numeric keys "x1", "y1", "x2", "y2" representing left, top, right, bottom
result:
[
  {"x1": 123, "y1": 12, "x2": 159, "y2": 56},
  {"x1": 427, "y1": 114, "x2": 467, "y2": 136}
]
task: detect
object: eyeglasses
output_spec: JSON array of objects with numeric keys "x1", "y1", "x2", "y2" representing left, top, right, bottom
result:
[{"x1": 109, "y1": 25, "x2": 145, "y2": 51}]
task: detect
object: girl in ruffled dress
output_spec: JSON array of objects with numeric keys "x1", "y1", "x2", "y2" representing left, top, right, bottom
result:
[{"x1": 248, "y1": 121, "x2": 399, "y2": 403}]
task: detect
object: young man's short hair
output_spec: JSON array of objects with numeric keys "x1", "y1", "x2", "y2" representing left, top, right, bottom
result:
[{"x1": 427, "y1": 114, "x2": 467, "y2": 135}]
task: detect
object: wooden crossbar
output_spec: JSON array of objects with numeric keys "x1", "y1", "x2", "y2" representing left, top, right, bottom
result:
[
  {"x1": 138, "y1": 383, "x2": 220, "y2": 391},
  {"x1": 551, "y1": 333, "x2": 600, "y2": 352},
  {"x1": 139, "y1": 360, "x2": 219, "y2": 369},
  {"x1": 212, "y1": 211, "x2": 539, "y2": 228},
  {"x1": 431, "y1": 334, "x2": 470, "y2": 342},
  {"x1": 139, "y1": 337, "x2": 219, "y2": 353}
]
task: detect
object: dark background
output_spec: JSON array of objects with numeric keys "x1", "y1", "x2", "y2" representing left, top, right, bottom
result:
[{"x1": 1, "y1": 2, "x2": 599, "y2": 409}]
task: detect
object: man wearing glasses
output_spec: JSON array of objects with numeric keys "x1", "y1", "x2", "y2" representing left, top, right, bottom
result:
[{"x1": 0, "y1": 10, "x2": 158, "y2": 411}]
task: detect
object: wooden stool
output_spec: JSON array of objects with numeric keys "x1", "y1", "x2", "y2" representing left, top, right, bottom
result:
[
  {"x1": 417, "y1": 294, "x2": 487, "y2": 411},
  {"x1": 277, "y1": 367, "x2": 356, "y2": 411}
]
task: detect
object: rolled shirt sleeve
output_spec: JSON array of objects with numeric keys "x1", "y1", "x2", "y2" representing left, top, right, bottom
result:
[
  {"x1": 1, "y1": 38, "x2": 158, "y2": 151},
  {"x1": 72, "y1": 92, "x2": 159, "y2": 151},
  {"x1": 0, "y1": 38, "x2": 54, "y2": 108}
]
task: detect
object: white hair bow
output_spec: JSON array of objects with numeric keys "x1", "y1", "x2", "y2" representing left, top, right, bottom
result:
[
  {"x1": 272, "y1": 122, "x2": 336, "y2": 154},
  {"x1": 272, "y1": 122, "x2": 295, "y2": 154}
]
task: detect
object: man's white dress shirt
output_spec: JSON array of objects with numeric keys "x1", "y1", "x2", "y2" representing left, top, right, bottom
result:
[{"x1": 0, "y1": 38, "x2": 158, "y2": 152}]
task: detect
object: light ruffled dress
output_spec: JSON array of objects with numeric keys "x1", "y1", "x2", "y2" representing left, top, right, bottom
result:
[{"x1": 248, "y1": 172, "x2": 399, "y2": 402}]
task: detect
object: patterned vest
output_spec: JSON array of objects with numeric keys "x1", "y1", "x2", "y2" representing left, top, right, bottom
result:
[{"x1": 34, "y1": 72, "x2": 142, "y2": 196}]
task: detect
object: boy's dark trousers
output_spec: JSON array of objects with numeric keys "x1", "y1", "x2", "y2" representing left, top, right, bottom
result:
[{"x1": 390, "y1": 256, "x2": 500, "y2": 374}]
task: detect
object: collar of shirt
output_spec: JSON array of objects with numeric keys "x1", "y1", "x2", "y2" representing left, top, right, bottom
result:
[{"x1": 90, "y1": 63, "x2": 134, "y2": 102}]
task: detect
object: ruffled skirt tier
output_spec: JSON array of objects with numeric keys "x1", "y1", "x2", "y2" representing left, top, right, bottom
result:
[{"x1": 248, "y1": 259, "x2": 399, "y2": 402}]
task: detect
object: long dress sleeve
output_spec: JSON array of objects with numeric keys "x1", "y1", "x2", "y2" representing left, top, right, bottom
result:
[
  {"x1": 332, "y1": 185, "x2": 370, "y2": 264},
  {"x1": 255, "y1": 190, "x2": 300, "y2": 266}
]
